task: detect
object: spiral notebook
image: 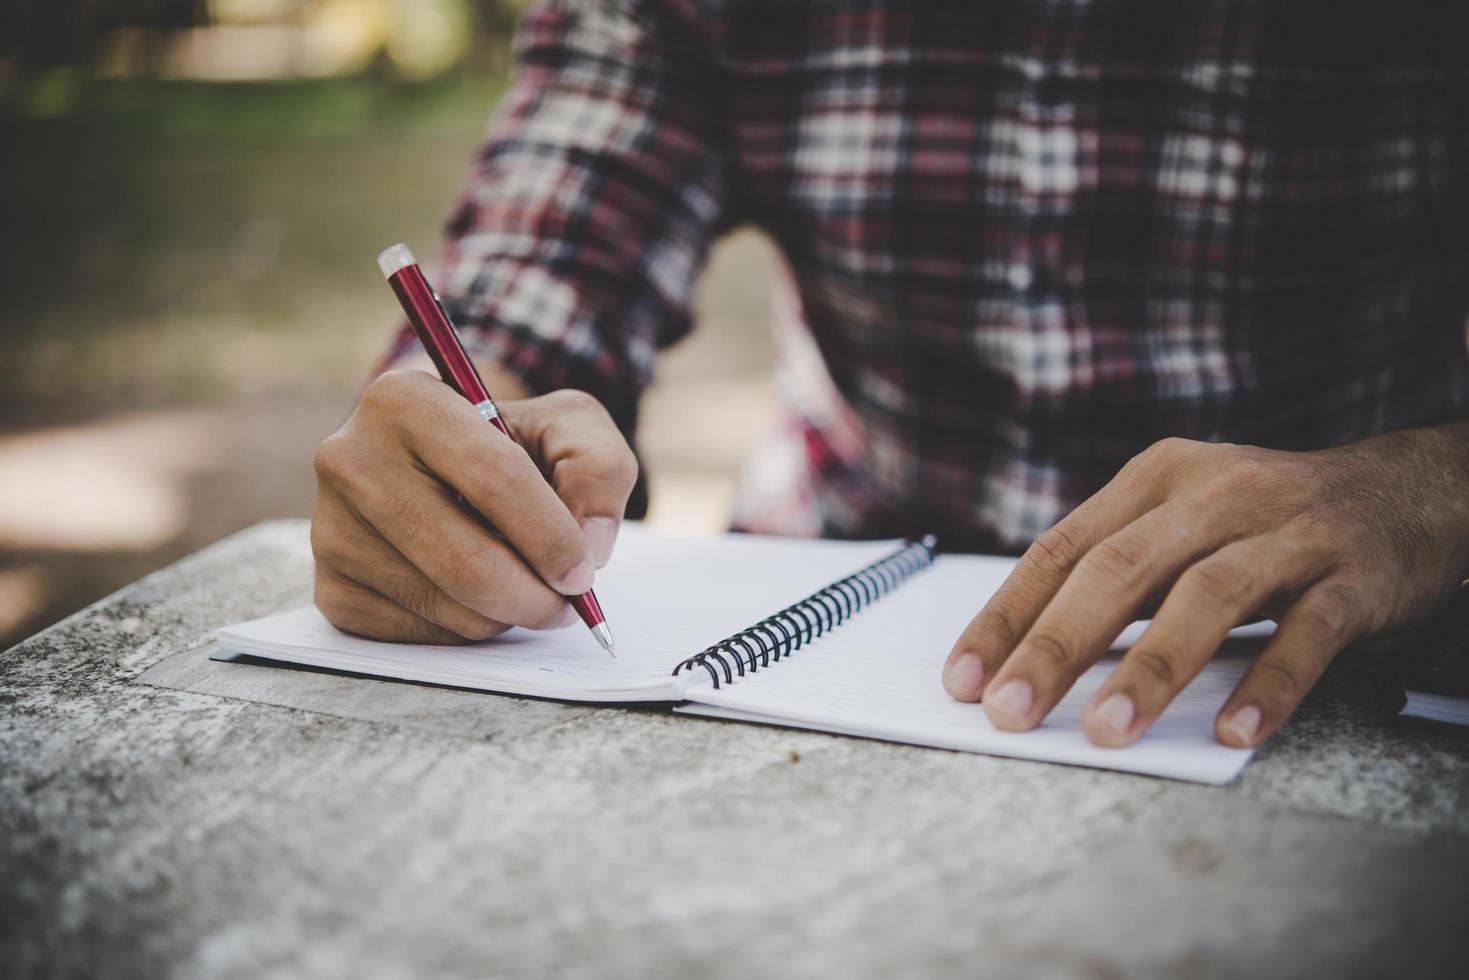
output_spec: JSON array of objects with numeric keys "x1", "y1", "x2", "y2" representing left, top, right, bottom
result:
[{"x1": 213, "y1": 524, "x2": 1265, "y2": 784}]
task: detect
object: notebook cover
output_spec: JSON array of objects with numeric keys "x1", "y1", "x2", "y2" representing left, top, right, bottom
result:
[{"x1": 1394, "y1": 586, "x2": 1469, "y2": 721}]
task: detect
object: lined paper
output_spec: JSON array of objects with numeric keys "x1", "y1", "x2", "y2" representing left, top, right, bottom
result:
[
  {"x1": 680, "y1": 554, "x2": 1262, "y2": 784},
  {"x1": 214, "y1": 525, "x2": 897, "y2": 702},
  {"x1": 216, "y1": 523, "x2": 1268, "y2": 783}
]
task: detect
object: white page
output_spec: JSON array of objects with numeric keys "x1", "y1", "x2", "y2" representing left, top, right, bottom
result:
[
  {"x1": 218, "y1": 524, "x2": 1271, "y2": 782},
  {"x1": 213, "y1": 524, "x2": 899, "y2": 702},
  {"x1": 680, "y1": 554, "x2": 1265, "y2": 784}
]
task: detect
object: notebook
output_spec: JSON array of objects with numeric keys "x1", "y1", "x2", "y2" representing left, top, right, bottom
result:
[
  {"x1": 1396, "y1": 585, "x2": 1469, "y2": 727},
  {"x1": 213, "y1": 524, "x2": 1271, "y2": 784}
]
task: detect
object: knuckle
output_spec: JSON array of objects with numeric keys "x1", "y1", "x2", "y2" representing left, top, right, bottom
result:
[
  {"x1": 313, "y1": 433, "x2": 354, "y2": 483},
  {"x1": 1123, "y1": 437, "x2": 1207, "y2": 492},
  {"x1": 1085, "y1": 533, "x2": 1153, "y2": 589},
  {"x1": 978, "y1": 601, "x2": 1024, "y2": 648},
  {"x1": 1215, "y1": 455, "x2": 1271, "y2": 493},
  {"x1": 1027, "y1": 525, "x2": 1085, "y2": 577},
  {"x1": 426, "y1": 592, "x2": 500, "y2": 640},
  {"x1": 1127, "y1": 648, "x2": 1179, "y2": 688},
  {"x1": 361, "y1": 370, "x2": 418, "y2": 414},
  {"x1": 581, "y1": 445, "x2": 640, "y2": 487},
  {"x1": 543, "y1": 524, "x2": 591, "y2": 577},
  {"x1": 314, "y1": 579, "x2": 358, "y2": 632},
  {"x1": 437, "y1": 542, "x2": 495, "y2": 603},
  {"x1": 1255, "y1": 658, "x2": 1304, "y2": 699},
  {"x1": 317, "y1": 440, "x2": 391, "y2": 510},
  {"x1": 1021, "y1": 630, "x2": 1074, "y2": 673},
  {"x1": 392, "y1": 573, "x2": 436, "y2": 621},
  {"x1": 457, "y1": 617, "x2": 504, "y2": 642},
  {"x1": 308, "y1": 519, "x2": 349, "y2": 570},
  {"x1": 1139, "y1": 436, "x2": 1198, "y2": 469},
  {"x1": 534, "y1": 387, "x2": 608, "y2": 426},
  {"x1": 542, "y1": 388, "x2": 602, "y2": 416},
  {"x1": 1188, "y1": 558, "x2": 1258, "y2": 608},
  {"x1": 1291, "y1": 511, "x2": 1334, "y2": 546},
  {"x1": 1294, "y1": 584, "x2": 1357, "y2": 641},
  {"x1": 1153, "y1": 436, "x2": 1198, "y2": 459},
  {"x1": 608, "y1": 445, "x2": 640, "y2": 486}
]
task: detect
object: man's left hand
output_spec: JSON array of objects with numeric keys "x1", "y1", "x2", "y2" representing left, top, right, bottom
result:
[{"x1": 941, "y1": 428, "x2": 1469, "y2": 748}]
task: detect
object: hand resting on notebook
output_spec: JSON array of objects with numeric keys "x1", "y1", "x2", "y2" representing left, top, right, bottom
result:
[
  {"x1": 310, "y1": 369, "x2": 638, "y2": 644},
  {"x1": 942, "y1": 429, "x2": 1469, "y2": 751}
]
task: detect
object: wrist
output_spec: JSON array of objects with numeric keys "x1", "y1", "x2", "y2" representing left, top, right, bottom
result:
[{"x1": 1346, "y1": 422, "x2": 1469, "y2": 578}]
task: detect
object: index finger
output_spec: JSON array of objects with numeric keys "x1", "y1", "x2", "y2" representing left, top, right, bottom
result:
[
  {"x1": 942, "y1": 454, "x2": 1169, "y2": 701},
  {"x1": 501, "y1": 390, "x2": 639, "y2": 568},
  {"x1": 385, "y1": 376, "x2": 595, "y2": 596}
]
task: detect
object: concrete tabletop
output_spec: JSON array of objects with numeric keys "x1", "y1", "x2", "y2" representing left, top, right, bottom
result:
[{"x1": 3, "y1": 520, "x2": 1467, "y2": 979}]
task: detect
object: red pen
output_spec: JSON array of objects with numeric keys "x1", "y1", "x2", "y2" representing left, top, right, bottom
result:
[{"x1": 376, "y1": 243, "x2": 617, "y2": 657}]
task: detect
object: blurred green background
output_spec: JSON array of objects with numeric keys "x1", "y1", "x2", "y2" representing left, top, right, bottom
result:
[{"x1": 0, "y1": 0, "x2": 778, "y2": 648}]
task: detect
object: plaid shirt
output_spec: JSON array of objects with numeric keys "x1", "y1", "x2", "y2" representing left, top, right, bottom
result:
[{"x1": 391, "y1": 0, "x2": 1469, "y2": 552}]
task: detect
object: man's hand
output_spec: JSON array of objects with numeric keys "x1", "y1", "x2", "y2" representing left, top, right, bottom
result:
[
  {"x1": 311, "y1": 370, "x2": 638, "y2": 644},
  {"x1": 942, "y1": 429, "x2": 1469, "y2": 748}
]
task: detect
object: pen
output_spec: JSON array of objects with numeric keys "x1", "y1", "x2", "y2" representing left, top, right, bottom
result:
[{"x1": 376, "y1": 242, "x2": 617, "y2": 657}]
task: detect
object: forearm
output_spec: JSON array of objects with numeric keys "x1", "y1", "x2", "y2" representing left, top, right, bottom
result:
[
  {"x1": 1338, "y1": 420, "x2": 1469, "y2": 585},
  {"x1": 426, "y1": 0, "x2": 727, "y2": 436}
]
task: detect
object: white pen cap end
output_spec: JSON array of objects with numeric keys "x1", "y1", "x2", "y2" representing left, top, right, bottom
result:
[{"x1": 377, "y1": 243, "x2": 417, "y2": 279}]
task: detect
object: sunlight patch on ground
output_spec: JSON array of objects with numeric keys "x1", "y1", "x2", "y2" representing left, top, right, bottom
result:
[{"x1": 0, "y1": 412, "x2": 220, "y2": 551}]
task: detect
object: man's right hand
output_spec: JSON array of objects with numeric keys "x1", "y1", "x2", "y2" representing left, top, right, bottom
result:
[{"x1": 310, "y1": 369, "x2": 638, "y2": 644}]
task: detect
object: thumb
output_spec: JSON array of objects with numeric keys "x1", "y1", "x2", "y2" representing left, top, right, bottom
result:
[{"x1": 501, "y1": 389, "x2": 639, "y2": 568}]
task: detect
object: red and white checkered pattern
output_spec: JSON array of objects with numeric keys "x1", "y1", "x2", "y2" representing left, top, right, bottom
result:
[{"x1": 386, "y1": 0, "x2": 1469, "y2": 552}]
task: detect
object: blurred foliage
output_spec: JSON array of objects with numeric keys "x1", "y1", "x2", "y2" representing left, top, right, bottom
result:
[
  {"x1": 0, "y1": 74, "x2": 507, "y2": 424},
  {"x1": 0, "y1": 0, "x2": 532, "y2": 424},
  {"x1": 1, "y1": 0, "x2": 531, "y2": 79}
]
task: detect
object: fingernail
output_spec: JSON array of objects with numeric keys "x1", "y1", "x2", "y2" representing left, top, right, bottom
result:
[
  {"x1": 1093, "y1": 693, "x2": 1136, "y2": 738},
  {"x1": 985, "y1": 679, "x2": 1033, "y2": 724},
  {"x1": 558, "y1": 560, "x2": 594, "y2": 594},
  {"x1": 1221, "y1": 704, "x2": 1262, "y2": 747},
  {"x1": 943, "y1": 653, "x2": 985, "y2": 699},
  {"x1": 581, "y1": 517, "x2": 618, "y2": 569},
  {"x1": 554, "y1": 605, "x2": 579, "y2": 629}
]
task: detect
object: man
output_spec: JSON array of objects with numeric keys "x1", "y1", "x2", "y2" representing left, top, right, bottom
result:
[{"x1": 310, "y1": 1, "x2": 1469, "y2": 751}]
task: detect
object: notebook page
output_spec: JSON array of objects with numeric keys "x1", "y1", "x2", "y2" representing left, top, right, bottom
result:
[
  {"x1": 680, "y1": 553, "x2": 1263, "y2": 784},
  {"x1": 213, "y1": 524, "x2": 900, "y2": 702}
]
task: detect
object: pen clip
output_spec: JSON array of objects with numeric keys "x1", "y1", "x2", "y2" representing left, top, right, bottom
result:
[
  {"x1": 430, "y1": 290, "x2": 457, "y2": 333},
  {"x1": 430, "y1": 288, "x2": 503, "y2": 423}
]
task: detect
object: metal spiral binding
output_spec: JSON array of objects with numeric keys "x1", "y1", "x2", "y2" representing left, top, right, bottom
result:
[{"x1": 672, "y1": 535, "x2": 938, "y2": 689}]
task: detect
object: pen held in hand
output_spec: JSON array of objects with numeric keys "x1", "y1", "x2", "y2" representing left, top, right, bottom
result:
[{"x1": 376, "y1": 242, "x2": 617, "y2": 657}]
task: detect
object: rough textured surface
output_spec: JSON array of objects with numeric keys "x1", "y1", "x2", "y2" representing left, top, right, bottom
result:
[{"x1": 3, "y1": 520, "x2": 1468, "y2": 980}]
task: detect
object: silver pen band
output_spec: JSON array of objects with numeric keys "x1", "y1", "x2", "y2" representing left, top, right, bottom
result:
[{"x1": 473, "y1": 399, "x2": 500, "y2": 424}]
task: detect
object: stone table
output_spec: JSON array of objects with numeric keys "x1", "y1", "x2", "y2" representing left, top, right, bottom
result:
[{"x1": 3, "y1": 521, "x2": 1467, "y2": 979}]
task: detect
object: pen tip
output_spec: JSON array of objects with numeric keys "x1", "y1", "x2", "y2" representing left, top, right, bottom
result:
[{"x1": 592, "y1": 621, "x2": 616, "y2": 658}]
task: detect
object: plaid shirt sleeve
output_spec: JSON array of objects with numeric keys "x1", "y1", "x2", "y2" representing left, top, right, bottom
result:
[{"x1": 387, "y1": 0, "x2": 727, "y2": 435}]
